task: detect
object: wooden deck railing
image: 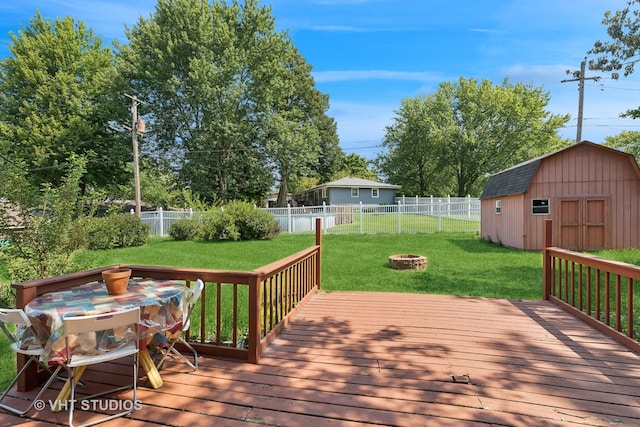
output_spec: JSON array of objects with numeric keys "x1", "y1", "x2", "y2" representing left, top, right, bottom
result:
[
  {"x1": 542, "y1": 219, "x2": 640, "y2": 353},
  {"x1": 12, "y1": 218, "x2": 322, "y2": 390}
]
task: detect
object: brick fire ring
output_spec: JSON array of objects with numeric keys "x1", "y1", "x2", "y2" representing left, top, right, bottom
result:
[{"x1": 389, "y1": 254, "x2": 427, "y2": 270}]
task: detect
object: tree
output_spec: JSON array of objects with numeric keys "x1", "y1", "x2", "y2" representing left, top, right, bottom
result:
[
  {"x1": 376, "y1": 96, "x2": 452, "y2": 196},
  {"x1": 0, "y1": 12, "x2": 128, "y2": 191},
  {"x1": 378, "y1": 77, "x2": 571, "y2": 196},
  {"x1": 588, "y1": 0, "x2": 640, "y2": 117},
  {"x1": 333, "y1": 153, "x2": 379, "y2": 181},
  {"x1": 116, "y1": 0, "x2": 338, "y2": 205},
  {"x1": 603, "y1": 130, "x2": 640, "y2": 158}
]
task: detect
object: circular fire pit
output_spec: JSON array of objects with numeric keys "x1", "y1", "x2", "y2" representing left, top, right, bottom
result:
[{"x1": 389, "y1": 254, "x2": 427, "y2": 270}]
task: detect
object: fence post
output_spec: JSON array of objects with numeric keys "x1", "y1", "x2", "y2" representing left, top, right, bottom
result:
[
  {"x1": 438, "y1": 199, "x2": 442, "y2": 232},
  {"x1": 322, "y1": 201, "x2": 327, "y2": 234},
  {"x1": 359, "y1": 202, "x2": 363, "y2": 234},
  {"x1": 467, "y1": 195, "x2": 471, "y2": 219},
  {"x1": 287, "y1": 203, "x2": 292, "y2": 234},
  {"x1": 397, "y1": 200, "x2": 402, "y2": 234},
  {"x1": 543, "y1": 219, "x2": 553, "y2": 300},
  {"x1": 430, "y1": 195, "x2": 434, "y2": 215},
  {"x1": 158, "y1": 207, "x2": 164, "y2": 237}
]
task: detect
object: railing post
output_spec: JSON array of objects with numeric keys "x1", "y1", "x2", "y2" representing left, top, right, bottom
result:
[
  {"x1": 315, "y1": 218, "x2": 322, "y2": 290},
  {"x1": 543, "y1": 219, "x2": 553, "y2": 300},
  {"x1": 14, "y1": 285, "x2": 39, "y2": 391},
  {"x1": 247, "y1": 273, "x2": 261, "y2": 363}
]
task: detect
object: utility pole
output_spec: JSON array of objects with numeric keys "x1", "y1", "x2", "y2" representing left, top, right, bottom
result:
[
  {"x1": 125, "y1": 94, "x2": 145, "y2": 217},
  {"x1": 561, "y1": 59, "x2": 600, "y2": 143}
]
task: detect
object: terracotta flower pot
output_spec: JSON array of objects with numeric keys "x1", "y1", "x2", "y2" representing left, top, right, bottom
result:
[{"x1": 102, "y1": 268, "x2": 132, "y2": 295}]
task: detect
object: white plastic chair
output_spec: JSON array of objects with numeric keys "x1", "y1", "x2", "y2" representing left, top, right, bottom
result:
[
  {"x1": 0, "y1": 308, "x2": 64, "y2": 416},
  {"x1": 156, "y1": 279, "x2": 204, "y2": 371},
  {"x1": 62, "y1": 307, "x2": 140, "y2": 427}
]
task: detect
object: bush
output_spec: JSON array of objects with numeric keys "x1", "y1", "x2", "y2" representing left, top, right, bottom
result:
[
  {"x1": 238, "y1": 207, "x2": 281, "y2": 240},
  {"x1": 168, "y1": 218, "x2": 203, "y2": 241},
  {"x1": 83, "y1": 214, "x2": 149, "y2": 250},
  {"x1": 201, "y1": 209, "x2": 239, "y2": 241},
  {"x1": 196, "y1": 201, "x2": 280, "y2": 242}
]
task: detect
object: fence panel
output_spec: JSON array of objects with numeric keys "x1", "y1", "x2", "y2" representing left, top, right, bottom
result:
[{"x1": 139, "y1": 197, "x2": 480, "y2": 237}]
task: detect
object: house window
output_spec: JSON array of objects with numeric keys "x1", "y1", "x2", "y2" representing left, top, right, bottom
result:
[
  {"x1": 371, "y1": 188, "x2": 379, "y2": 198},
  {"x1": 351, "y1": 188, "x2": 359, "y2": 198},
  {"x1": 532, "y1": 198, "x2": 550, "y2": 215},
  {"x1": 495, "y1": 200, "x2": 502, "y2": 214},
  {"x1": 321, "y1": 188, "x2": 327, "y2": 198}
]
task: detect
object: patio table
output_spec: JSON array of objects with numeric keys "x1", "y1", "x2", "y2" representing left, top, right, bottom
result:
[{"x1": 19, "y1": 279, "x2": 192, "y2": 409}]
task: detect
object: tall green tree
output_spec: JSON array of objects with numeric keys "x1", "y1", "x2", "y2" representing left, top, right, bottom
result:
[
  {"x1": 333, "y1": 153, "x2": 379, "y2": 181},
  {"x1": 116, "y1": 0, "x2": 338, "y2": 204},
  {"x1": 0, "y1": 12, "x2": 127, "y2": 191},
  {"x1": 603, "y1": 130, "x2": 640, "y2": 159},
  {"x1": 588, "y1": 1, "x2": 640, "y2": 118},
  {"x1": 378, "y1": 77, "x2": 570, "y2": 196},
  {"x1": 376, "y1": 95, "x2": 451, "y2": 196}
]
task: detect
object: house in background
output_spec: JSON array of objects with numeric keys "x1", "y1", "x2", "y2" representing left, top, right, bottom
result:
[
  {"x1": 293, "y1": 177, "x2": 400, "y2": 206},
  {"x1": 480, "y1": 141, "x2": 640, "y2": 251}
]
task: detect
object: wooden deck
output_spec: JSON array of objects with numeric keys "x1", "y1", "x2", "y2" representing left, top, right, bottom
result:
[{"x1": 2, "y1": 291, "x2": 640, "y2": 426}]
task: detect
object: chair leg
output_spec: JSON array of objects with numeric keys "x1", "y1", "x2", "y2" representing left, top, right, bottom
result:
[
  {"x1": 68, "y1": 353, "x2": 138, "y2": 427},
  {"x1": 0, "y1": 356, "x2": 63, "y2": 416},
  {"x1": 156, "y1": 338, "x2": 198, "y2": 371}
]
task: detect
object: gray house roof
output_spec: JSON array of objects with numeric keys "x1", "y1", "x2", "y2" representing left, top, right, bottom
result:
[{"x1": 314, "y1": 176, "x2": 401, "y2": 190}]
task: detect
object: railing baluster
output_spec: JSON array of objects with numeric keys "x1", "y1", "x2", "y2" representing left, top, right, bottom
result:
[
  {"x1": 595, "y1": 269, "x2": 601, "y2": 322},
  {"x1": 586, "y1": 266, "x2": 591, "y2": 316},
  {"x1": 605, "y1": 271, "x2": 611, "y2": 327},
  {"x1": 616, "y1": 275, "x2": 622, "y2": 332},
  {"x1": 628, "y1": 277, "x2": 634, "y2": 338}
]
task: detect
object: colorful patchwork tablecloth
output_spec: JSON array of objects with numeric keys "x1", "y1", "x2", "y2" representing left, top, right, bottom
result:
[{"x1": 21, "y1": 279, "x2": 192, "y2": 366}]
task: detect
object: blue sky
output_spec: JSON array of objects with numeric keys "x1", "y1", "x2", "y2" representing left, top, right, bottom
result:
[{"x1": 1, "y1": 0, "x2": 638, "y2": 160}]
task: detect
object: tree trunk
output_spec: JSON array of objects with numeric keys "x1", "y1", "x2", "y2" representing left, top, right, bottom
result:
[{"x1": 276, "y1": 179, "x2": 289, "y2": 207}]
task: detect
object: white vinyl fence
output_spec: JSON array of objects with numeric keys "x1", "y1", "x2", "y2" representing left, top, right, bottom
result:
[{"x1": 139, "y1": 196, "x2": 480, "y2": 237}]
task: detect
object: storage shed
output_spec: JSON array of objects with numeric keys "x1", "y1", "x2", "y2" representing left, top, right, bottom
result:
[{"x1": 480, "y1": 141, "x2": 640, "y2": 251}]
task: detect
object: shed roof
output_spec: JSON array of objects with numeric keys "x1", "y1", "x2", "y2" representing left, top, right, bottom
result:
[
  {"x1": 480, "y1": 141, "x2": 640, "y2": 200},
  {"x1": 480, "y1": 157, "x2": 542, "y2": 199}
]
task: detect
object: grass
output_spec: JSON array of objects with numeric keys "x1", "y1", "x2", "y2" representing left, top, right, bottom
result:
[
  {"x1": 327, "y1": 214, "x2": 480, "y2": 234},
  {"x1": 69, "y1": 231, "x2": 544, "y2": 300}
]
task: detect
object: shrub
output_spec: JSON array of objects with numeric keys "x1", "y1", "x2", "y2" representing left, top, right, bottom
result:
[
  {"x1": 197, "y1": 201, "x2": 280, "y2": 242},
  {"x1": 201, "y1": 208, "x2": 239, "y2": 241},
  {"x1": 83, "y1": 214, "x2": 149, "y2": 250},
  {"x1": 238, "y1": 207, "x2": 281, "y2": 240},
  {"x1": 168, "y1": 218, "x2": 203, "y2": 241}
]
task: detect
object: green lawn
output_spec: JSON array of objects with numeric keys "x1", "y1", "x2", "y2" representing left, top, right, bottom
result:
[{"x1": 68, "y1": 231, "x2": 544, "y2": 300}]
